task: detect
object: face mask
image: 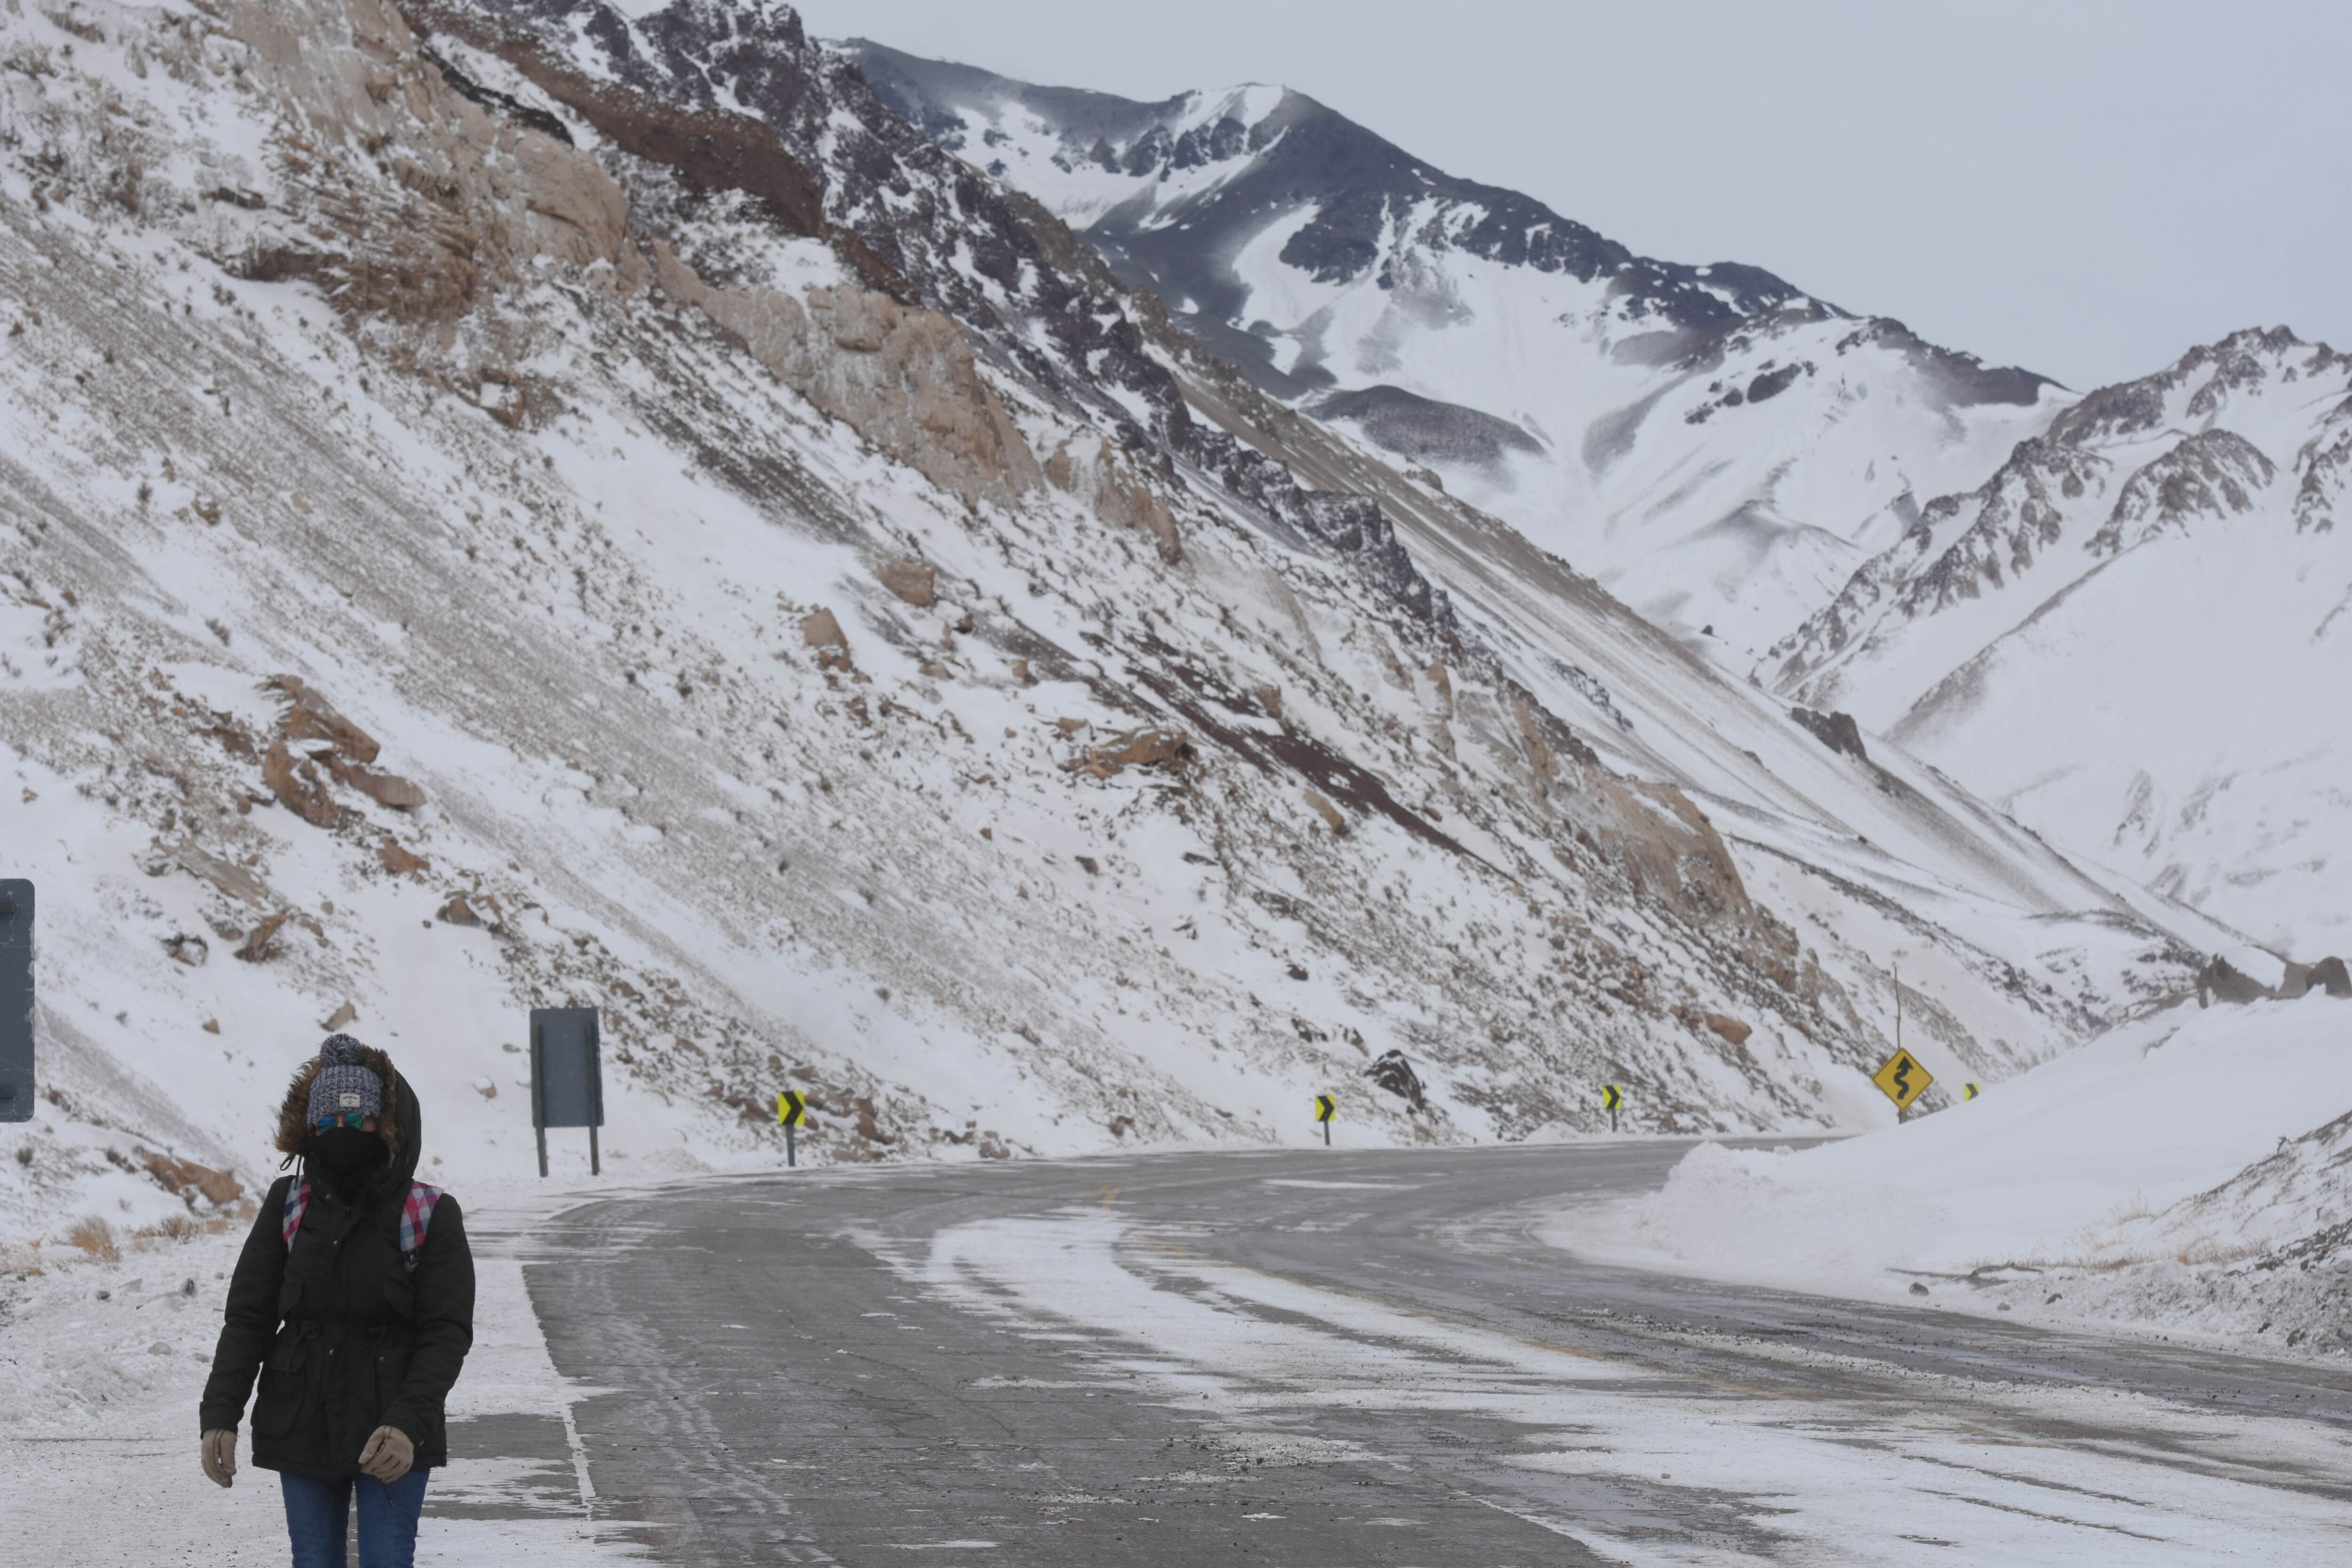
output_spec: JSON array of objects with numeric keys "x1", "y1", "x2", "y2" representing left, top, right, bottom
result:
[{"x1": 312, "y1": 1125, "x2": 382, "y2": 1181}]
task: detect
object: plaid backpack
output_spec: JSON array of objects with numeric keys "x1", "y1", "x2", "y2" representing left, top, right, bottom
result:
[{"x1": 281, "y1": 1178, "x2": 442, "y2": 1274}]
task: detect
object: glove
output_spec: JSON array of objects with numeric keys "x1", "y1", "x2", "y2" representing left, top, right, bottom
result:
[
  {"x1": 200, "y1": 1428, "x2": 238, "y2": 1488},
  {"x1": 358, "y1": 1424, "x2": 414, "y2": 1483}
]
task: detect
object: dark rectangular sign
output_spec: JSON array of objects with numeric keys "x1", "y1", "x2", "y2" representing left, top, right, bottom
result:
[
  {"x1": 530, "y1": 1006, "x2": 602, "y2": 1129},
  {"x1": 0, "y1": 880, "x2": 30, "y2": 1122}
]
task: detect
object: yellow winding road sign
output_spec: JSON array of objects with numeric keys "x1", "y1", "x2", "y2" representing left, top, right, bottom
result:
[
  {"x1": 778, "y1": 1090, "x2": 807, "y2": 1127},
  {"x1": 1963, "y1": 1082, "x2": 1981, "y2": 1102},
  {"x1": 1313, "y1": 1094, "x2": 1336, "y2": 1124},
  {"x1": 1602, "y1": 1084, "x2": 1624, "y2": 1113},
  {"x1": 1872, "y1": 1050, "x2": 1933, "y2": 1111}
]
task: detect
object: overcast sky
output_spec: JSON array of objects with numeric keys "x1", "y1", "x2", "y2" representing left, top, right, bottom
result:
[{"x1": 789, "y1": 0, "x2": 2350, "y2": 390}]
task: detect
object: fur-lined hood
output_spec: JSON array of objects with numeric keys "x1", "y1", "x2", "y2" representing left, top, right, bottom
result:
[{"x1": 273, "y1": 1041, "x2": 421, "y2": 1186}]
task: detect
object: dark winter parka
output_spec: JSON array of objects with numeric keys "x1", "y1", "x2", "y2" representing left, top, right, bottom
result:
[{"x1": 199, "y1": 1045, "x2": 475, "y2": 1479}]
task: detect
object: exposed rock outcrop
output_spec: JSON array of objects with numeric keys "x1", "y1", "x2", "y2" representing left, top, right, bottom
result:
[
  {"x1": 802, "y1": 607, "x2": 852, "y2": 670},
  {"x1": 650, "y1": 247, "x2": 1041, "y2": 508},
  {"x1": 1067, "y1": 728, "x2": 1193, "y2": 780},
  {"x1": 267, "y1": 676, "x2": 381, "y2": 764},
  {"x1": 2199, "y1": 955, "x2": 2275, "y2": 1006},
  {"x1": 1046, "y1": 438, "x2": 1183, "y2": 563},
  {"x1": 2280, "y1": 957, "x2": 2352, "y2": 1000},
  {"x1": 263, "y1": 677, "x2": 425, "y2": 817},
  {"x1": 1705, "y1": 1013, "x2": 1754, "y2": 1045},
  {"x1": 1366, "y1": 1049, "x2": 1426, "y2": 1111},
  {"x1": 262, "y1": 743, "x2": 346, "y2": 828},
  {"x1": 1790, "y1": 706, "x2": 1868, "y2": 763},
  {"x1": 875, "y1": 559, "x2": 938, "y2": 607}
]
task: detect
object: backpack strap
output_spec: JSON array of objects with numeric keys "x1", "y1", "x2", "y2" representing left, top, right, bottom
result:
[
  {"x1": 280, "y1": 1178, "x2": 310, "y2": 1248},
  {"x1": 283, "y1": 1178, "x2": 442, "y2": 1276},
  {"x1": 399, "y1": 1182, "x2": 442, "y2": 1274}
]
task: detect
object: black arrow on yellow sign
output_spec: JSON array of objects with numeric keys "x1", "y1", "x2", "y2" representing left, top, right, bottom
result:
[
  {"x1": 1314, "y1": 1093, "x2": 1335, "y2": 1146},
  {"x1": 1871, "y1": 1049, "x2": 1934, "y2": 1114},
  {"x1": 1602, "y1": 1083, "x2": 1624, "y2": 1133}
]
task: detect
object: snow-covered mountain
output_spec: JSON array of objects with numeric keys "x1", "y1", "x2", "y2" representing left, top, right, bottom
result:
[
  {"x1": 1771, "y1": 329, "x2": 2352, "y2": 953},
  {"x1": 839, "y1": 41, "x2": 2068, "y2": 660},
  {"x1": 842, "y1": 41, "x2": 2352, "y2": 963},
  {"x1": 0, "y1": 0, "x2": 2230, "y2": 1243}
]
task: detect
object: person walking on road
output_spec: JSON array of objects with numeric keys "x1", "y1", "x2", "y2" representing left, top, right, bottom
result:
[{"x1": 199, "y1": 1035, "x2": 476, "y2": 1567}]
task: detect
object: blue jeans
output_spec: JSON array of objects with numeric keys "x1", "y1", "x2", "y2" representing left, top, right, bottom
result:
[{"x1": 280, "y1": 1470, "x2": 430, "y2": 1568}]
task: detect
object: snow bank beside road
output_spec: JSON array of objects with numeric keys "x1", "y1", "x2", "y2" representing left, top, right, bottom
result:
[
  {"x1": 0, "y1": 1178, "x2": 644, "y2": 1564},
  {"x1": 1552, "y1": 1000, "x2": 2352, "y2": 1353}
]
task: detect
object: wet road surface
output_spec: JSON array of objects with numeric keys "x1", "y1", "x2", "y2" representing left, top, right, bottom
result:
[{"x1": 519, "y1": 1143, "x2": 2352, "y2": 1565}]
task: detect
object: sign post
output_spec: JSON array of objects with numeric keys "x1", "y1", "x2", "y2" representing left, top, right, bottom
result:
[
  {"x1": 778, "y1": 1090, "x2": 806, "y2": 1168},
  {"x1": 1601, "y1": 1083, "x2": 1625, "y2": 1133},
  {"x1": 529, "y1": 1007, "x2": 603, "y2": 1177},
  {"x1": 1313, "y1": 1093, "x2": 1335, "y2": 1146},
  {"x1": 0, "y1": 881, "x2": 30, "y2": 1123},
  {"x1": 1871, "y1": 1047, "x2": 1933, "y2": 1121}
]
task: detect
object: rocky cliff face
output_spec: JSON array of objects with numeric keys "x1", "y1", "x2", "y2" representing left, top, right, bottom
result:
[{"x1": 0, "y1": 0, "x2": 2205, "y2": 1235}]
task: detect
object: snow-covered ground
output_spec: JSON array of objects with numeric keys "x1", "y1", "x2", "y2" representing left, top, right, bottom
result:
[
  {"x1": 0, "y1": 1174, "x2": 641, "y2": 1564},
  {"x1": 1555, "y1": 997, "x2": 2352, "y2": 1353}
]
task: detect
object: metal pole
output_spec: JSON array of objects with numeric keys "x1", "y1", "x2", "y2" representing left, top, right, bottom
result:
[
  {"x1": 787, "y1": 1124, "x2": 796, "y2": 1169},
  {"x1": 532, "y1": 1020, "x2": 548, "y2": 1178},
  {"x1": 1893, "y1": 958, "x2": 1905, "y2": 1125},
  {"x1": 1323, "y1": 1119, "x2": 1331, "y2": 1148},
  {"x1": 1610, "y1": 1107, "x2": 1618, "y2": 1134},
  {"x1": 588, "y1": 1012, "x2": 603, "y2": 1177}
]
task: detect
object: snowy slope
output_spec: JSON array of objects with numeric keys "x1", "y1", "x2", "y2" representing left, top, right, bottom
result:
[
  {"x1": 839, "y1": 41, "x2": 2067, "y2": 659},
  {"x1": 1159, "y1": 345, "x2": 2223, "y2": 1109},
  {"x1": 1561, "y1": 995, "x2": 2352, "y2": 1355},
  {"x1": 0, "y1": 0, "x2": 2221, "y2": 1258},
  {"x1": 1772, "y1": 329, "x2": 2352, "y2": 953}
]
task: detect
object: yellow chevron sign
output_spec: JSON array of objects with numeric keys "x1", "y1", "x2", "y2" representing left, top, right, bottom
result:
[
  {"x1": 1963, "y1": 1082, "x2": 1981, "y2": 1102},
  {"x1": 1602, "y1": 1084, "x2": 1624, "y2": 1113},
  {"x1": 1313, "y1": 1094, "x2": 1336, "y2": 1123},
  {"x1": 1872, "y1": 1050, "x2": 1932, "y2": 1111},
  {"x1": 778, "y1": 1090, "x2": 807, "y2": 1127}
]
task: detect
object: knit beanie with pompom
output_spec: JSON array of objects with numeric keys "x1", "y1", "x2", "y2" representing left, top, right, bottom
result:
[{"x1": 305, "y1": 1034, "x2": 383, "y2": 1126}]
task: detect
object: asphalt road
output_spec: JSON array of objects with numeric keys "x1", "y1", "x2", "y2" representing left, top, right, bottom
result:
[{"x1": 517, "y1": 1144, "x2": 2352, "y2": 1565}]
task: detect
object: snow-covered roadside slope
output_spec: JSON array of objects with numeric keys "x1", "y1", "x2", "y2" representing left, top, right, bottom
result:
[
  {"x1": 837, "y1": 41, "x2": 2067, "y2": 658},
  {"x1": 1556, "y1": 997, "x2": 2352, "y2": 1355},
  {"x1": 1772, "y1": 329, "x2": 2352, "y2": 954},
  {"x1": 353, "y1": 0, "x2": 2246, "y2": 1101}
]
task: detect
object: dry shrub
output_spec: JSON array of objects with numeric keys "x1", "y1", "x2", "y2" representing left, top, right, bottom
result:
[
  {"x1": 143, "y1": 1214, "x2": 205, "y2": 1242},
  {"x1": 64, "y1": 1215, "x2": 120, "y2": 1263}
]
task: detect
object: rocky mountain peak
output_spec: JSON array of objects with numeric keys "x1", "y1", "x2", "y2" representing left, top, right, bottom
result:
[{"x1": 834, "y1": 38, "x2": 2063, "y2": 657}]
